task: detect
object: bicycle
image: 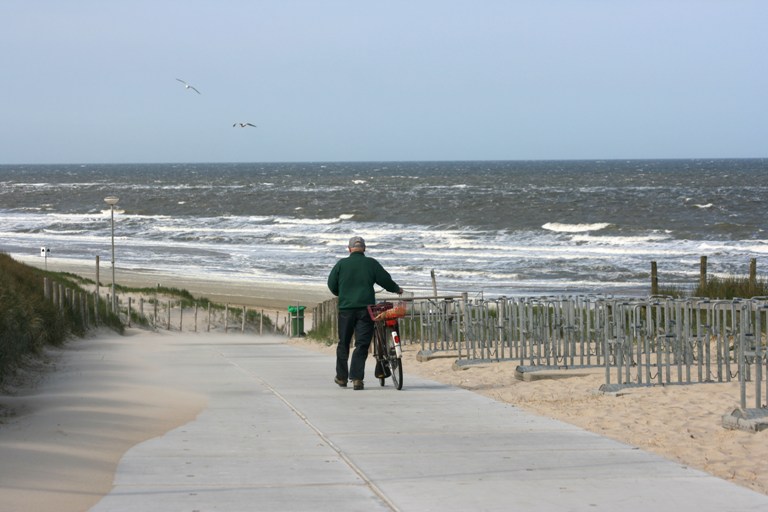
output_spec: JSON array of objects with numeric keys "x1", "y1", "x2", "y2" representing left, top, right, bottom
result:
[{"x1": 367, "y1": 301, "x2": 406, "y2": 390}]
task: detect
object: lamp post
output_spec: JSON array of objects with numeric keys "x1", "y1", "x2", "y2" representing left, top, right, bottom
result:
[{"x1": 104, "y1": 196, "x2": 119, "y2": 313}]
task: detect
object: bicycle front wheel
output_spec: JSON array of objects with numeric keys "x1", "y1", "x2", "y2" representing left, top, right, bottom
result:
[
  {"x1": 389, "y1": 355, "x2": 403, "y2": 390},
  {"x1": 385, "y1": 325, "x2": 404, "y2": 390}
]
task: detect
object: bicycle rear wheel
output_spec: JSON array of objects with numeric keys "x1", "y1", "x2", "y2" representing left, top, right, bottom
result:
[
  {"x1": 374, "y1": 323, "x2": 389, "y2": 386},
  {"x1": 378, "y1": 360, "x2": 390, "y2": 387}
]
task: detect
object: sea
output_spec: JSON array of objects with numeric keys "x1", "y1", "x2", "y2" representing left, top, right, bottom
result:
[{"x1": 1, "y1": 159, "x2": 766, "y2": 299}]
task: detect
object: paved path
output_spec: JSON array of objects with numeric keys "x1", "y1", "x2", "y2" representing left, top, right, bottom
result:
[{"x1": 90, "y1": 333, "x2": 768, "y2": 511}]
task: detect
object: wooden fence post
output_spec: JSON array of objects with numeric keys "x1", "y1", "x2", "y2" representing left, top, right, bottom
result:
[
  {"x1": 651, "y1": 261, "x2": 658, "y2": 295},
  {"x1": 94, "y1": 255, "x2": 100, "y2": 324},
  {"x1": 749, "y1": 258, "x2": 757, "y2": 289},
  {"x1": 700, "y1": 256, "x2": 707, "y2": 290}
]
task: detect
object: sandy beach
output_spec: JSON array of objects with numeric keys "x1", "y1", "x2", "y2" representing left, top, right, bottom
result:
[
  {"x1": 12, "y1": 255, "x2": 334, "y2": 310},
  {"x1": 1, "y1": 260, "x2": 767, "y2": 511}
]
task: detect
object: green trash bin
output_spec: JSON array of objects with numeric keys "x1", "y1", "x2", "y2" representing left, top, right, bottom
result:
[{"x1": 287, "y1": 305, "x2": 306, "y2": 336}]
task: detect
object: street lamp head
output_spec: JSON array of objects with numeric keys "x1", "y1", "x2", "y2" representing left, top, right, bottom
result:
[{"x1": 104, "y1": 196, "x2": 120, "y2": 206}]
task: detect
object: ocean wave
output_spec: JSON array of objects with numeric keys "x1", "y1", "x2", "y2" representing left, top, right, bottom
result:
[
  {"x1": 273, "y1": 216, "x2": 342, "y2": 226},
  {"x1": 42, "y1": 229, "x2": 87, "y2": 235},
  {"x1": 3, "y1": 160, "x2": 767, "y2": 299},
  {"x1": 154, "y1": 226, "x2": 270, "y2": 235},
  {"x1": 571, "y1": 233, "x2": 670, "y2": 245},
  {"x1": 542, "y1": 222, "x2": 611, "y2": 233},
  {"x1": 427, "y1": 269, "x2": 520, "y2": 280}
]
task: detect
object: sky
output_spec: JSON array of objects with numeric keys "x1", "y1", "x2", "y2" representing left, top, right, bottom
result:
[{"x1": 1, "y1": 0, "x2": 766, "y2": 164}]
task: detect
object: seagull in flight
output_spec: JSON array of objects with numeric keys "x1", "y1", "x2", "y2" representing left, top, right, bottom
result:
[
  {"x1": 176, "y1": 78, "x2": 201, "y2": 94},
  {"x1": 233, "y1": 122, "x2": 257, "y2": 128}
]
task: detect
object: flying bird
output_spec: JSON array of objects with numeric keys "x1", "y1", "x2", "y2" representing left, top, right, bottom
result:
[
  {"x1": 233, "y1": 122, "x2": 257, "y2": 128},
  {"x1": 176, "y1": 78, "x2": 201, "y2": 94}
]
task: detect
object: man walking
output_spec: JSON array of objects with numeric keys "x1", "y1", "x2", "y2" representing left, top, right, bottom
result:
[{"x1": 327, "y1": 236, "x2": 402, "y2": 390}]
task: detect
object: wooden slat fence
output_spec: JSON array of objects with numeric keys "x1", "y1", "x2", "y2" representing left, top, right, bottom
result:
[{"x1": 314, "y1": 293, "x2": 768, "y2": 417}]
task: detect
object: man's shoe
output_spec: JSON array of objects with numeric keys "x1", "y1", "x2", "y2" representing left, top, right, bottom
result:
[
  {"x1": 334, "y1": 377, "x2": 347, "y2": 388},
  {"x1": 352, "y1": 380, "x2": 364, "y2": 390}
]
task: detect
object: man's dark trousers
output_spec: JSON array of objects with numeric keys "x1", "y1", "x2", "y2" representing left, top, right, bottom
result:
[{"x1": 336, "y1": 308, "x2": 374, "y2": 381}]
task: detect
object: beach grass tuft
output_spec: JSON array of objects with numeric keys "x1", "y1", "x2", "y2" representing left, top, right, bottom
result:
[{"x1": 660, "y1": 274, "x2": 768, "y2": 300}]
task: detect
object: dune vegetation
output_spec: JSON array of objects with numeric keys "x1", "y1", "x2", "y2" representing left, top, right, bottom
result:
[{"x1": 0, "y1": 253, "x2": 125, "y2": 385}]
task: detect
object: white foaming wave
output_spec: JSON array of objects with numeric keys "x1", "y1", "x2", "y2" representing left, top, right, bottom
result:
[
  {"x1": 694, "y1": 203, "x2": 714, "y2": 209},
  {"x1": 409, "y1": 242, "x2": 691, "y2": 259},
  {"x1": 8, "y1": 182, "x2": 104, "y2": 189},
  {"x1": 411, "y1": 183, "x2": 470, "y2": 190},
  {"x1": 231, "y1": 215, "x2": 272, "y2": 223},
  {"x1": 286, "y1": 185, "x2": 347, "y2": 193},
  {"x1": 48, "y1": 212, "x2": 113, "y2": 221},
  {"x1": 2, "y1": 231, "x2": 122, "y2": 244},
  {"x1": 429, "y1": 268, "x2": 520, "y2": 280},
  {"x1": 504, "y1": 278, "x2": 648, "y2": 292},
  {"x1": 48, "y1": 212, "x2": 173, "y2": 221},
  {"x1": 42, "y1": 229, "x2": 87, "y2": 234},
  {"x1": 741, "y1": 243, "x2": 768, "y2": 254},
  {"x1": 697, "y1": 242, "x2": 732, "y2": 251},
  {"x1": 4, "y1": 182, "x2": 34, "y2": 191},
  {"x1": 360, "y1": 225, "x2": 682, "y2": 259},
  {"x1": 317, "y1": 224, "x2": 439, "y2": 241},
  {"x1": 122, "y1": 183, "x2": 246, "y2": 191},
  {"x1": 542, "y1": 222, "x2": 611, "y2": 233},
  {"x1": 697, "y1": 241, "x2": 768, "y2": 254},
  {"x1": 154, "y1": 226, "x2": 271, "y2": 235},
  {"x1": 273, "y1": 216, "x2": 342, "y2": 226},
  {"x1": 571, "y1": 233, "x2": 670, "y2": 245}
]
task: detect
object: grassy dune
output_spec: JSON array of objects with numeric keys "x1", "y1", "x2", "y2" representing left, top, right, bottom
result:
[{"x1": 0, "y1": 253, "x2": 124, "y2": 385}]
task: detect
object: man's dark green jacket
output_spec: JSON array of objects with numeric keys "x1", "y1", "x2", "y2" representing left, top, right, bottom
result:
[{"x1": 327, "y1": 252, "x2": 400, "y2": 310}]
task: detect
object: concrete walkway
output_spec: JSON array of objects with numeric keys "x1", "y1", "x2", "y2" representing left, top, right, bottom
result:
[{"x1": 90, "y1": 333, "x2": 768, "y2": 512}]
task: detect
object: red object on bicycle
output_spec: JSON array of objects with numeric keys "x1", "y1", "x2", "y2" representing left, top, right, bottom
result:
[
  {"x1": 367, "y1": 301, "x2": 406, "y2": 322},
  {"x1": 367, "y1": 302, "x2": 392, "y2": 320}
]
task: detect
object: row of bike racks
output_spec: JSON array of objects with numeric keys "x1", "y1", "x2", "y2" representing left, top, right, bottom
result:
[
  {"x1": 314, "y1": 293, "x2": 768, "y2": 413},
  {"x1": 398, "y1": 294, "x2": 768, "y2": 412}
]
